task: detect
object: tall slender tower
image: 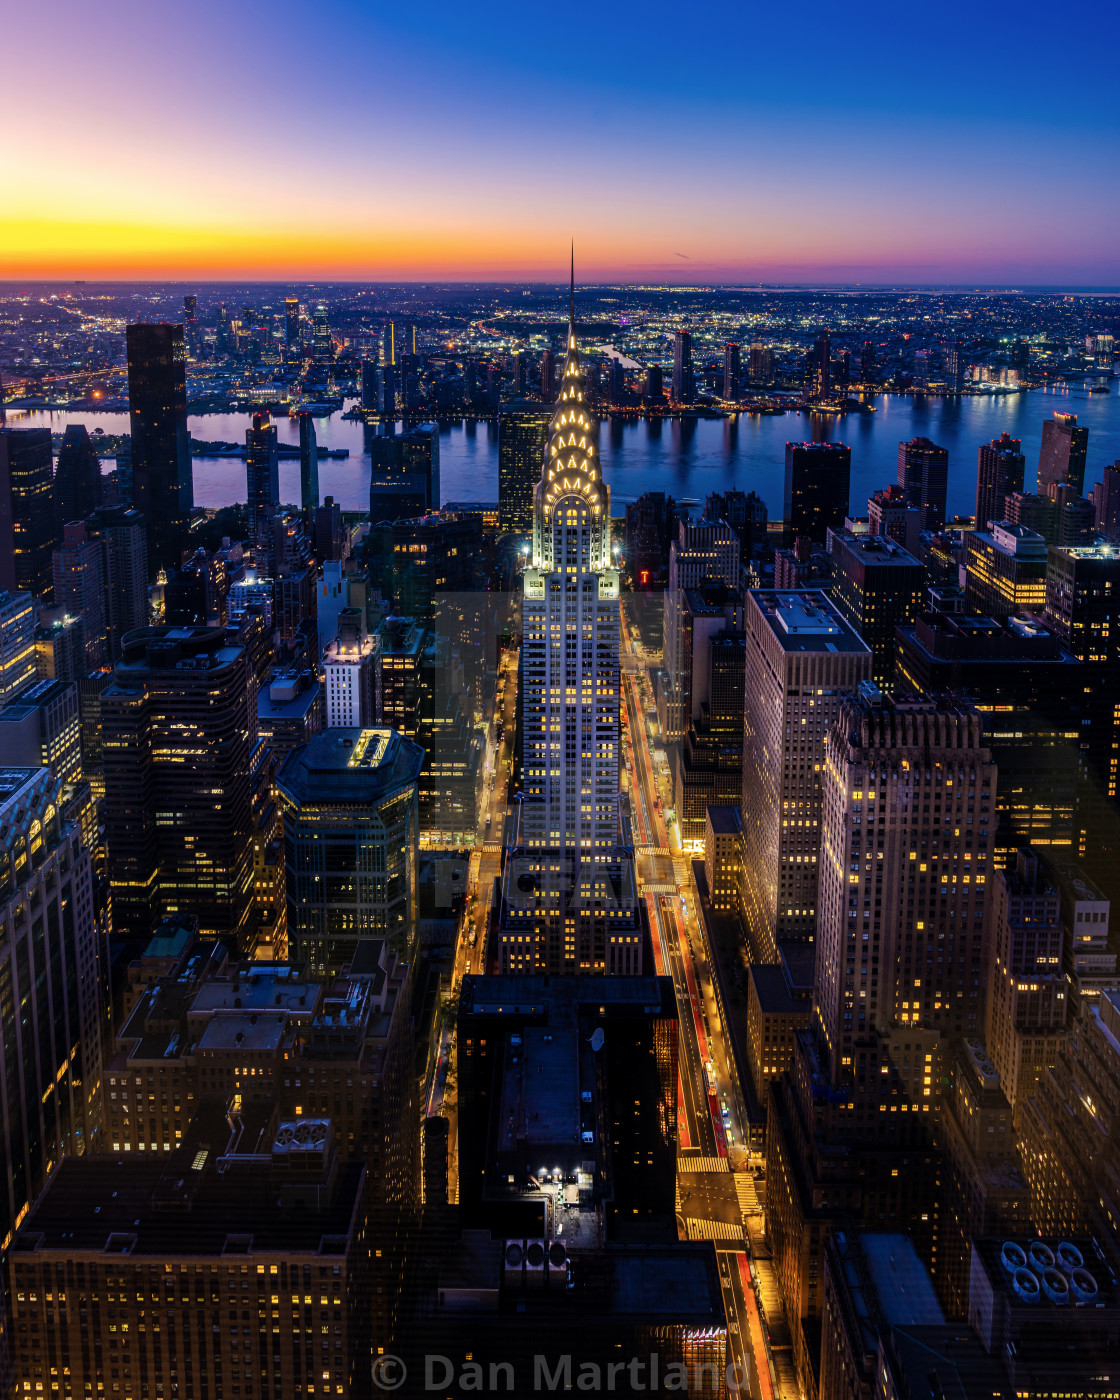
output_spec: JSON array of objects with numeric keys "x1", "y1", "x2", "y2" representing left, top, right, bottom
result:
[
  {"x1": 522, "y1": 255, "x2": 618, "y2": 850},
  {"x1": 501, "y1": 256, "x2": 641, "y2": 976}
]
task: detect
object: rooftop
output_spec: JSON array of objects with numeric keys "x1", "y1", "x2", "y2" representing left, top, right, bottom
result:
[
  {"x1": 277, "y1": 726, "x2": 424, "y2": 806},
  {"x1": 750, "y1": 590, "x2": 871, "y2": 655},
  {"x1": 12, "y1": 1155, "x2": 364, "y2": 1257}
]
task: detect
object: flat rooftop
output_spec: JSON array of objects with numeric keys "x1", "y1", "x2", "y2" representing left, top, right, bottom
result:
[
  {"x1": 13, "y1": 1155, "x2": 364, "y2": 1257},
  {"x1": 497, "y1": 1026, "x2": 580, "y2": 1149},
  {"x1": 196, "y1": 1013, "x2": 287, "y2": 1054},
  {"x1": 750, "y1": 590, "x2": 871, "y2": 656},
  {"x1": 861, "y1": 1234, "x2": 944, "y2": 1328}
]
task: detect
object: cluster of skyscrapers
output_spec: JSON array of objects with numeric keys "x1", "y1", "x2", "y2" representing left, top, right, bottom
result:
[{"x1": 5, "y1": 265, "x2": 1120, "y2": 1399}]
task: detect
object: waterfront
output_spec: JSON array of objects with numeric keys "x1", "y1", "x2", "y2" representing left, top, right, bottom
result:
[{"x1": 13, "y1": 383, "x2": 1120, "y2": 522}]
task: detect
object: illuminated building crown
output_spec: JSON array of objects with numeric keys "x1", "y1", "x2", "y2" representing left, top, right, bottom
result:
[{"x1": 533, "y1": 248, "x2": 609, "y2": 570}]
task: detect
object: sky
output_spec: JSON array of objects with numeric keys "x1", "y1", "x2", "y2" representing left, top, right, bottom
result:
[{"x1": 3, "y1": 0, "x2": 1119, "y2": 285}]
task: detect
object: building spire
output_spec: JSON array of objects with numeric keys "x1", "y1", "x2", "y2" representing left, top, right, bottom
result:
[{"x1": 569, "y1": 241, "x2": 575, "y2": 332}]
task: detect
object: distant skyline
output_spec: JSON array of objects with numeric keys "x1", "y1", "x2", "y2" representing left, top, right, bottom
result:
[{"x1": 4, "y1": 0, "x2": 1118, "y2": 283}]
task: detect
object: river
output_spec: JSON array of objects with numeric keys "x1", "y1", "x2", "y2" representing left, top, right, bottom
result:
[{"x1": 12, "y1": 383, "x2": 1120, "y2": 523}]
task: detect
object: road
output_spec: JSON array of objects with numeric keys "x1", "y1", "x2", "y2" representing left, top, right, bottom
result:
[{"x1": 621, "y1": 606, "x2": 792, "y2": 1400}]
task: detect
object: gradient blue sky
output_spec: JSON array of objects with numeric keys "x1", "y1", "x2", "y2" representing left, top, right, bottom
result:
[{"x1": 3, "y1": 0, "x2": 1118, "y2": 281}]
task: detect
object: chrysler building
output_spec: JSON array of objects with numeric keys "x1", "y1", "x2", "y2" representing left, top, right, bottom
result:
[
  {"x1": 520, "y1": 257, "x2": 620, "y2": 850},
  {"x1": 496, "y1": 257, "x2": 643, "y2": 977}
]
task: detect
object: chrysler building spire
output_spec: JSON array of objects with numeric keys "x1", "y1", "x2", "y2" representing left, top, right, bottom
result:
[{"x1": 533, "y1": 250, "x2": 609, "y2": 571}]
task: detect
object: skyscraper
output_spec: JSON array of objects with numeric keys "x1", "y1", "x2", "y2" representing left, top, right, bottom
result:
[
  {"x1": 277, "y1": 727, "x2": 422, "y2": 971},
  {"x1": 975, "y1": 432, "x2": 1025, "y2": 528},
  {"x1": 661, "y1": 518, "x2": 740, "y2": 740},
  {"x1": 723, "y1": 341, "x2": 740, "y2": 400},
  {"x1": 984, "y1": 849, "x2": 1067, "y2": 1127},
  {"x1": 298, "y1": 410, "x2": 319, "y2": 512},
  {"x1": 0, "y1": 589, "x2": 37, "y2": 704},
  {"x1": 540, "y1": 347, "x2": 556, "y2": 401},
  {"x1": 519, "y1": 272, "x2": 620, "y2": 854},
  {"x1": 85, "y1": 505, "x2": 148, "y2": 660},
  {"x1": 815, "y1": 691, "x2": 996, "y2": 1067},
  {"x1": 323, "y1": 609, "x2": 379, "y2": 728},
  {"x1": 182, "y1": 292, "x2": 199, "y2": 358},
  {"x1": 312, "y1": 302, "x2": 331, "y2": 363},
  {"x1": 245, "y1": 410, "x2": 279, "y2": 554},
  {"x1": 827, "y1": 530, "x2": 925, "y2": 690},
  {"x1": 498, "y1": 403, "x2": 554, "y2": 537},
  {"x1": 125, "y1": 323, "x2": 193, "y2": 577},
  {"x1": 671, "y1": 330, "x2": 695, "y2": 403},
  {"x1": 53, "y1": 423, "x2": 102, "y2": 527},
  {"x1": 1092, "y1": 462, "x2": 1120, "y2": 540},
  {"x1": 783, "y1": 441, "x2": 851, "y2": 544},
  {"x1": 285, "y1": 295, "x2": 300, "y2": 348},
  {"x1": 0, "y1": 426, "x2": 57, "y2": 598},
  {"x1": 101, "y1": 625, "x2": 260, "y2": 951},
  {"x1": 860, "y1": 340, "x2": 877, "y2": 384},
  {"x1": 1038, "y1": 411, "x2": 1088, "y2": 495},
  {"x1": 0, "y1": 767, "x2": 104, "y2": 1259},
  {"x1": 811, "y1": 330, "x2": 831, "y2": 399},
  {"x1": 52, "y1": 522, "x2": 108, "y2": 668},
  {"x1": 897, "y1": 436, "x2": 949, "y2": 531},
  {"x1": 368, "y1": 423, "x2": 440, "y2": 522},
  {"x1": 740, "y1": 591, "x2": 872, "y2": 962}
]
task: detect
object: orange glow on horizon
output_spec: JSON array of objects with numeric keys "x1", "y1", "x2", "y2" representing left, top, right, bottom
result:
[{"x1": 0, "y1": 215, "x2": 1000, "y2": 283}]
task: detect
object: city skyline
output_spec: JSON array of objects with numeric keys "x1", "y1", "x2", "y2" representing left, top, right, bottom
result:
[{"x1": 4, "y1": 0, "x2": 1119, "y2": 283}]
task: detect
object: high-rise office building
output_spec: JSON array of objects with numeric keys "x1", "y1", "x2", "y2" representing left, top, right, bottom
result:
[
  {"x1": 540, "y1": 346, "x2": 556, "y2": 401},
  {"x1": 52, "y1": 522, "x2": 107, "y2": 668},
  {"x1": 860, "y1": 339, "x2": 877, "y2": 384},
  {"x1": 723, "y1": 341, "x2": 740, "y2": 400},
  {"x1": 277, "y1": 726, "x2": 422, "y2": 970},
  {"x1": 369, "y1": 423, "x2": 440, "y2": 522},
  {"x1": 323, "y1": 609, "x2": 379, "y2": 728},
  {"x1": 0, "y1": 767, "x2": 104, "y2": 1255},
  {"x1": 294, "y1": 410, "x2": 319, "y2": 514},
  {"x1": 497, "y1": 402, "x2": 553, "y2": 536},
  {"x1": 740, "y1": 590, "x2": 872, "y2": 962},
  {"x1": 811, "y1": 330, "x2": 831, "y2": 399},
  {"x1": 312, "y1": 302, "x2": 331, "y2": 363},
  {"x1": 963, "y1": 523, "x2": 1048, "y2": 621},
  {"x1": 897, "y1": 436, "x2": 949, "y2": 531},
  {"x1": 671, "y1": 329, "x2": 695, "y2": 402},
  {"x1": 9, "y1": 1144, "x2": 369, "y2": 1400},
  {"x1": 661, "y1": 518, "x2": 740, "y2": 740},
  {"x1": 985, "y1": 849, "x2": 1067, "y2": 1127},
  {"x1": 285, "y1": 294, "x2": 300, "y2": 347},
  {"x1": 895, "y1": 611, "x2": 1084, "y2": 862},
  {"x1": 34, "y1": 609, "x2": 85, "y2": 685},
  {"x1": 0, "y1": 678, "x2": 82, "y2": 782},
  {"x1": 783, "y1": 441, "x2": 851, "y2": 544},
  {"x1": 85, "y1": 505, "x2": 148, "y2": 660},
  {"x1": 749, "y1": 341, "x2": 774, "y2": 385},
  {"x1": 125, "y1": 323, "x2": 193, "y2": 577},
  {"x1": 313, "y1": 493, "x2": 345, "y2": 562},
  {"x1": 519, "y1": 286, "x2": 619, "y2": 852},
  {"x1": 815, "y1": 691, "x2": 996, "y2": 1069},
  {"x1": 867, "y1": 483, "x2": 922, "y2": 554},
  {"x1": 975, "y1": 432, "x2": 1025, "y2": 528},
  {"x1": 360, "y1": 356, "x2": 379, "y2": 411},
  {"x1": 0, "y1": 426, "x2": 57, "y2": 598},
  {"x1": 644, "y1": 362, "x2": 663, "y2": 400},
  {"x1": 182, "y1": 290, "x2": 198, "y2": 352},
  {"x1": 1038, "y1": 411, "x2": 1088, "y2": 495},
  {"x1": 101, "y1": 625, "x2": 259, "y2": 950},
  {"x1": 827, "y1": 530, "x2": 925, "y2": 690},
  {"x1": 245, "y1": 409, "x2": 279, "y2": 555},
  {"x1": 53, "y1": 423, "x2": 102, "y2": 528},
  {"x1": 0, "y1": 588, "x2": 38, "y2": 704},
  {"x1": 1092, "y1": 462, "x2": 1120, "y2": 540}
]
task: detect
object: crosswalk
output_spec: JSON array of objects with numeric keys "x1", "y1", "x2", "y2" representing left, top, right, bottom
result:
[
  {"x1": 734, "y1": 1174, "x2": 761, "y2": 1216},
  {"x1": 683, "y1": 1216, "x2": 744, "y2": 1242},
  {"x1": 678, "y1": 1152, "x2": 729, "y2": 1174}
]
